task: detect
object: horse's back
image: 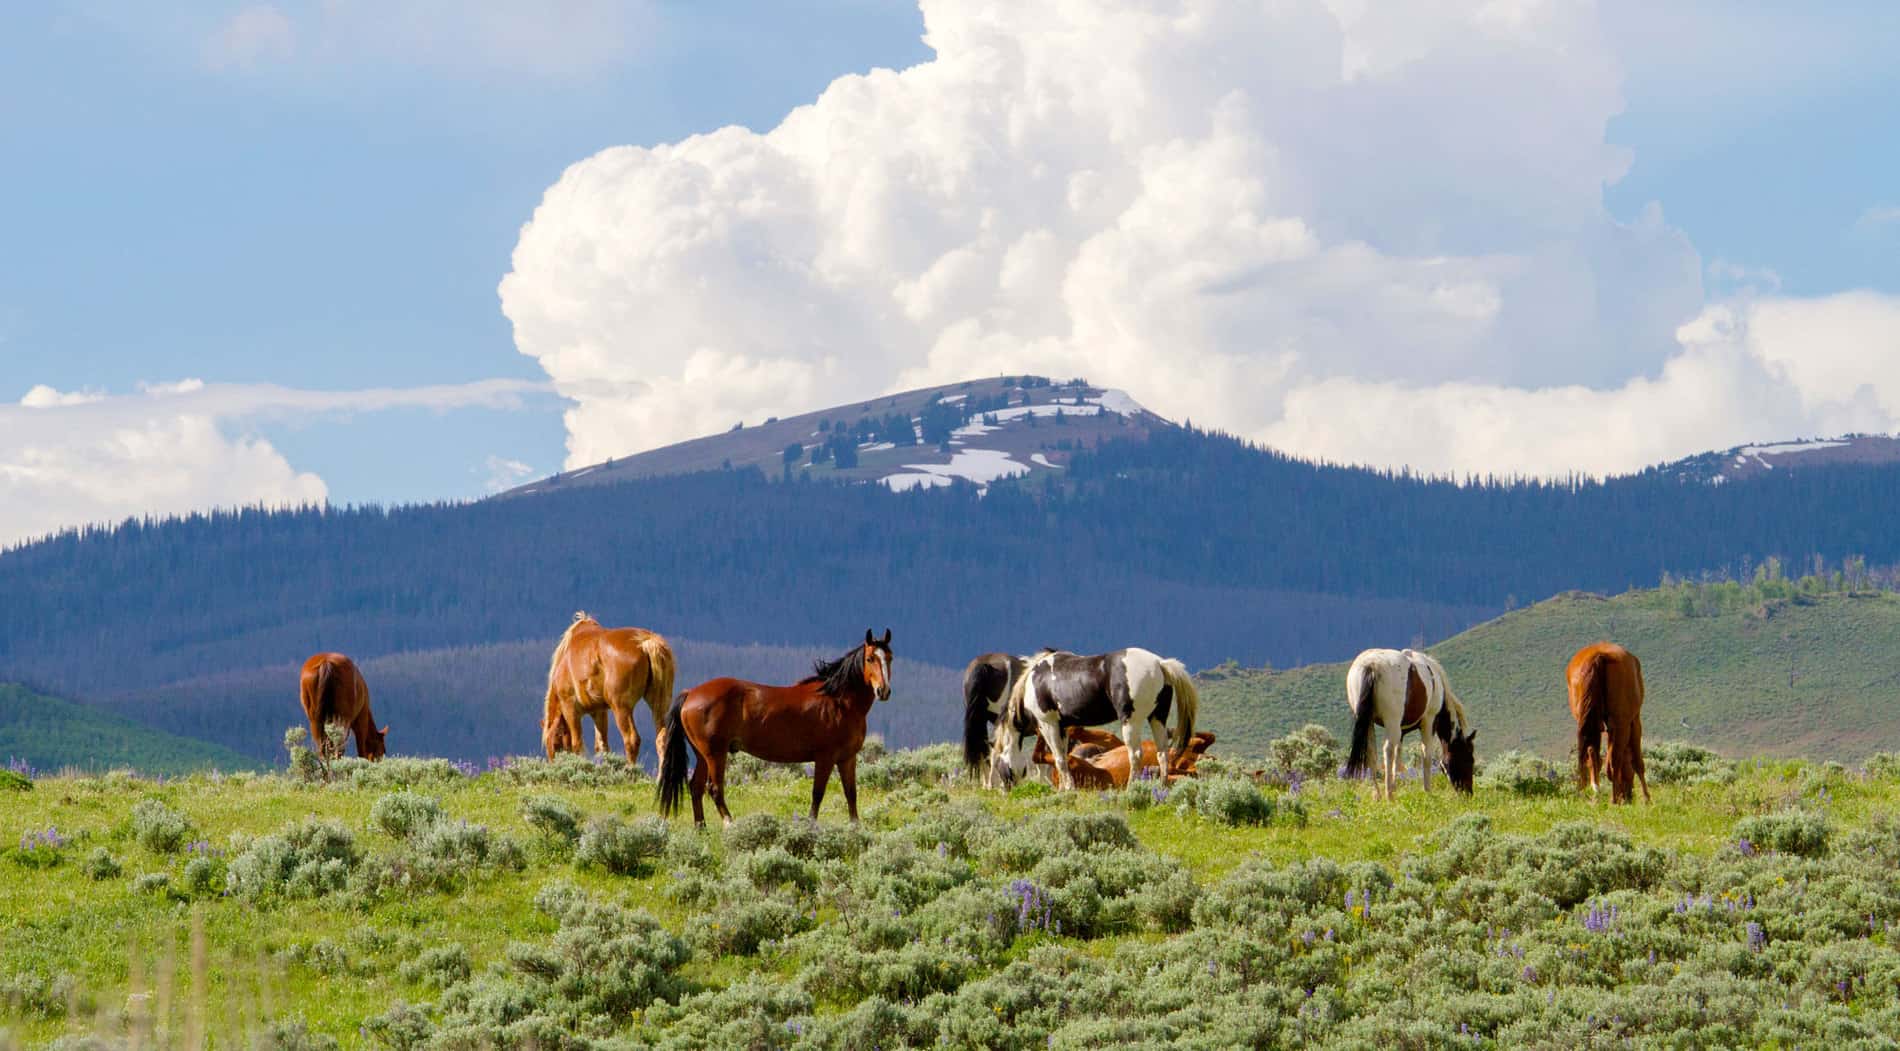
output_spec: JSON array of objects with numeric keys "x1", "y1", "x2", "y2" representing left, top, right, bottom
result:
[
  {"x1": 300, "y1": 652, "x2": 363, "y2": 715},
  {"x1": 1568, "y1": 642, "x2": 1642, "y2": 717}
]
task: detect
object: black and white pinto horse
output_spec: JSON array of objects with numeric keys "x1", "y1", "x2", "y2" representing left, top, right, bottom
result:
[
  {"x1": 1343, "y1": 648, "x2": 1476, "y2": 799},
  {"x1": 962, "y1": 652, "x2": 1028, "y2": 786},
  {"x1": 989, "y1": 648, "x2": 1200, "y2": 791}
]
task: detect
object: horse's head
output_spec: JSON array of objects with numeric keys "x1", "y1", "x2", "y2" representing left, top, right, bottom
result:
[
  {"x1": 862, "y1": 628, "x2": 894, "y2": 701},
  {"x1": 365, "y1": 724, "x2": 388, "y2": 761},
  {"x1": 543, "y1": 717, "x2": 573, "y2": 758},
  {"x1": 1445, "y1": 729, "x2": 1476, "y2": 794}
]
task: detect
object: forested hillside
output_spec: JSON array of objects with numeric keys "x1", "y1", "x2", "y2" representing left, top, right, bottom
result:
[
  {"x1": 0, "y1": 683, "x2": 257, "y2": 774},
  {"x1": 4, "y1": 422, "x2": 1899, "y2": 759},
  {"x1": 1200, "y1": 578, "x2": 1900, "y2": 762}
]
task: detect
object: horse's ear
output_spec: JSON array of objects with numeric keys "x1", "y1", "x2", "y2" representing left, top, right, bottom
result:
[
  {"x1": 1465, "y1": 730, "x2": 1477, "y2": 743},
  {"x1": 865, "y1": 628, "x2": 874, "y2": 645},
  {"x1": 881, "y1": 628, "x2": 892, "y2": 646},
  {"x1": 379, "y1": 725, "x2": 390, "y2": 736}
]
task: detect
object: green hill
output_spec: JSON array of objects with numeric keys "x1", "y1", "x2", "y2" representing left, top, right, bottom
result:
[
  {"x1": 1200, "y1": 581, "x2": 1900, "y2": 762},
  {"x1": 0, "y1": 683, "x2": 259, "y2": 775}
]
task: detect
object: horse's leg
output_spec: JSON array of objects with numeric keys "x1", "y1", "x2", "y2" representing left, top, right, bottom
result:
[
  {"x1": 1419, "y1": 727, "x2": 1435, "y2": 793},
  {"x1": 840, "y1": 754, "x2": 860, "y2": 822},
  {"x1": 688, "y1": 753, "x2": 708, "y2": 827},
  {"x1": 591, "y1": 710, "x2": 611, "y2": 759},
  {"x1": 1632, "y1": 726, "x2": 1652, "y2": 804},
  {"x1": 1119, "y1": 718, "x2": 1146, "y2": 783},
  {"x1": 1148, "y1": 715, "x2": 1171, "y2": 777},
  {"x1": 1380, "y1": 725, "x2": 1399, "y2": 800},
  {"x1": 810, "y1": 756, "x2": 834, "y2": 822},
  {"x1": 562, "y1": 703, "x2": 586, "y2": 759},
  {"x1": 705, "y1": 751, "x2": 734, "y2": 827},
  {"x1": 1037, "y1": 717, "x2": 1074, "y2": 790},
  {"x1": 611, "y1": 704, "x2": 640, "y2": 766}
]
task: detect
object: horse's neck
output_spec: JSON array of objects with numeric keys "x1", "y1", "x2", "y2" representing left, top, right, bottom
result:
[{"x1": 829, "y1": 683, "x2": 876, "y2": 722}]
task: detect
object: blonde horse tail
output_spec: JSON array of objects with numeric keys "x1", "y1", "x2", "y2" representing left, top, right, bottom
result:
[
  {"x1": 1160, "y1": 658, "x2": 1199, "y2": 767},
  {"x1": 639, "y1": 633, "x2": 676, "y2": 729}
]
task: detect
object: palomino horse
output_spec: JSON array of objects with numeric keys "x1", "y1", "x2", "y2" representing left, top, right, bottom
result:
[
  {"x1": 989, "y1": 647, "x2": 1200, "y2": 791},
  {"x1": 544, "y1": 612, "x2": 676, "y2": 766},
  {"x1": 1343, "y1": 648, "x2": 1475, "y2": 798},
  {"x1": 1567, "y1": 641, "x2": 1651, "y2": 804},
  {"x1": 1033, "y1": 728, "x2": 1218, "y2": 790},
  {"x1": 962, "y1": 651, "x2": 1028, "y2": 785},
  {"x1": 658, "y1": 629, "x2": 894, "y2": 826},
  {"x1": 299, "y1": 653, "x2": 385, "y2": 760}
]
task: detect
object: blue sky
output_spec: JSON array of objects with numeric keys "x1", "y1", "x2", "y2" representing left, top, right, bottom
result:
[{"x1": 2, "y1": 2, "x2": 1898, "y2": 544}]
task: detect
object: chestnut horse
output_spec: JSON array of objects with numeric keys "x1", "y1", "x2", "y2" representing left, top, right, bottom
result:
[
  {"x1": 1033, "y1": 727, "x2": 1218, "y2": 790},
  {"x1": 544, "y1": 612, "x2": 676, "y2": 766},
  {"x1": 1342, "y1": 648, "x2": 1475, "y2": 798},
  {"x1": 658, "y1": 629, "x2": 893, "y2": 826},
  {"x1": 1567, "y1": 641, "x2": 1651, "y2": 804},
  {"x1": 299, "y1": 653, "x2": 385, "y2": 760}
]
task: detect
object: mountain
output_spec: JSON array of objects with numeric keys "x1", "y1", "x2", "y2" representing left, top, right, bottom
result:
[
  {"x1": 0, "y1": 682, "x2": 259, "y2": 775},
  {"x1": 505, "y1": 375, "x2": 1171, "y2": 496},
  {"x1": 1200, "y1": 580, "x2": 1900, "y2": 762},
  {"x1": 5, "y1": 376, "x2": 1900, "y2": 765},
  {"x1": 1658, "y1": 433, "x2": 1900, "y2": 484}
]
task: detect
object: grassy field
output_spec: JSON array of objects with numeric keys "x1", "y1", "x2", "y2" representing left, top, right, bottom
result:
[
  {"x1": 1200, "y1": 582, "x2": 1900, "y2": 761},
  {"x1": 4, "y1": 741, "x2": 1900, "y2": 1049},
  {"x1": 0, "y1": 684, "x2": 259, "y2": 777}
]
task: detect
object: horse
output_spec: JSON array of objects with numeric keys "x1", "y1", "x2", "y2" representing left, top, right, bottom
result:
[
  {"x1": 988, "y1": 647, "x2": 1200, "y2": 791},
  {"x1": 657, "y1": 629, "x2": 893, "y2": 826},
  {"x1": 543, "y1": 612, "x2": 676, "y2": 767},
  {"x1": 1567, "y1": 641, "x2": 1651, "y2": 804},
  {"x1": 1342, "y1": 648, "x2": 1475, "y2": 798},
  {"x1": 1033, "y1": 728, "x2": 1218, "y2": 789},
  {"x1": 962, "y1": 652, "x2": 1028, "y2": 785},
  {"x1": 299, "y1": 653, "x2": 385, "y2": 761}
]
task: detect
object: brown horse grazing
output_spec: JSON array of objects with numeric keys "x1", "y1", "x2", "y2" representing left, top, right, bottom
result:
[
  {"x1": 1567, "y1": 642, "x2": 1651, "y2": 804},
  {"x1": 299, "y1": 653, "x2": 385, "y2": 760},
  {"x1": 658, "y1": 629, "x2": 893, "y2": 826},
  {"x1": 544, "y1": 612, "x2": 676, "y2": 766},
  {"x1": 1034, "y1": 728, "x2": 1218, "y2": 789}
]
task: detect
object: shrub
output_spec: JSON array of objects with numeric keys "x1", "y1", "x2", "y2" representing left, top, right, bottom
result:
[
  {"x1": 131, "y1": 798, "x2": 194, "y2": 854},
  {"x1": 225, "y1": 818, "x2": 361, "y2": 902},
  {"x1": 1268, "y1": 724, "x2": 1342, "y2": 780},
  {"x1": 0, "y1": 768, "x2": 30, "y2": 792},
  {"x1": 1734, "y1": 810, "x2": 1831, "y2": 857},
  {"x1": 743, "y1": 845, "x2": 820, "y2": 893},
  {"x1": 369, "y1": 791, "x2": 444, "y2": 840},
  {"x1": 255, "y1": 1018, "x2": 340, "y2": 1051},
  {"x1": 81, "y1": 847, "x2": 121, "y2": 880},
  {"x1": 131, "y1": 872, "x2": 172, "y2": 896},
  {"x1": 400, "y1": 819, "x2": 524, "y2": 891},
  {"x1": 859, "y1": 742, "x2": 963, "y2": 789},
  {"x1": 687, "y1": 892, "x2": 813, "y2": 956},
  {"x1": 283, "y1": 727, "x2": 323, "y2": 784},
  {"x1": 494, "y1": 753, "x2": 645, "y2": 787},
  {"x1": 362, "y1": 1001, "x2": 432, "y2": 1051},
  {"x1": 397, "y1": 944, "x2": 472, "y2": 989},
  {"x1": 334, "y1": 757, "x2": 465, "y2": 791},
  {"x1": 575, "y1": 815, "x2": 669, "y2": 876},
  {"x1": 520, "y1": 793, "x2": 582, "y2": 845},
  {"x1": 722, "y1": 812, "x2": 785, "y2": 853},
  {"x1": 182, "y1": 855, "x2": 225, "y2": 897},
  {"x1": 1195, "y1": 777, "x2": 1274, "y2": 826},
  {"x1": 0, "y1": 969, "x2": 77, "y2": 1019},
  {"x1": 1646, "y1": 741, "x2": 1738, "y2": 785},
  {"x1": 1864, "y1": 752, "x2": 1900, "y2": 780},
  {"x1": 1478, "y1": 750, "x2": 1563, "y2": 796}
]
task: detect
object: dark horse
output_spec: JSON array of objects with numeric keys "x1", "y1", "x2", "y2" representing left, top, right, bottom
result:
[
  {"x1": 658, "y1": 629, "x2": 894, "y2": 826},
  {"x1": 1568, "y1": 641, "x2": 1650, "y2": 804},
  {"x1": 962, "y1": 652, "x2": 1027, "y2": 784},
  {"x1": 299, "y1": 653, "x2": 385, "y2": 760}
]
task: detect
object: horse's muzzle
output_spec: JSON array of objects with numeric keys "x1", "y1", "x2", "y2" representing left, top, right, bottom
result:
[{"x1": 876, "y1": 684, "x2": 892, "y2": 701}]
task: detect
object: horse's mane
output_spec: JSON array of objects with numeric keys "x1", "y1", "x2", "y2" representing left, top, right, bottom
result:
[
  {"x1": 803, "y1": 645, "x2": 868, "y2": 699},
  {"x1": 547, "y1": 611, "x2": 596, "y2": 695}
]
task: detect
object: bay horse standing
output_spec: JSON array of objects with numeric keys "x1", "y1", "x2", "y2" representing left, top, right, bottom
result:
[
  {"x1": 1567, "y1": 641, "x2": 1650, "y2": 804},
  {"x1": 962, "y1": 651, "x2": 1027, "y2": 786},
  {"x1": 544, "y1": 612, "x2": 676, "y2": 766},
  {"x1": 299, "y1": 653, "x2": 385, "y2": 760},
  {"x1": 1343, "y1": 648, "x2": 1475, "y2": 798},
  {"x1": 989, "y1": 647, "x2": 1200, "y2": 791},
  {"x1": 658, "y1": 629, "x2": 893, "y2": 826}
]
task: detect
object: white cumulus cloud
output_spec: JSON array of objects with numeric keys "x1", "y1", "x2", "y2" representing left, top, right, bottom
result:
[
  {"x1": 0, "y1": 378, "x2": 548, "y2": 547},
  {"x1": 500, "y1": 0, "x2": 1900, "y2": 478}
]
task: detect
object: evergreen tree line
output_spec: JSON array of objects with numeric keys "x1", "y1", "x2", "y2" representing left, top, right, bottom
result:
[{"x1": 3, "y1": 426, "x2": 1897, "y2": 712}]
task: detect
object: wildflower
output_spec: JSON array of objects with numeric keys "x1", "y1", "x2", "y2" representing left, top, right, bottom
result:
[
  {"x1": 1521, "y1": 965, "x2": 1537, "y2": 983},
  {"x1": 1746, "y1": 922, "x2": 1766, "y2": 952}
]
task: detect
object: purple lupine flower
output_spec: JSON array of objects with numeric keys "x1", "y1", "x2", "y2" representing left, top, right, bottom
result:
[
  {"x1": 1521, "y1": 965, "x2": 1537, "y2": 983},
  {"x1": 1746, "y1": 922, "x2": 1766, "y2": 952},
  {"x1": 5, "y1": 757, "x2": 34, "y2": 778}
]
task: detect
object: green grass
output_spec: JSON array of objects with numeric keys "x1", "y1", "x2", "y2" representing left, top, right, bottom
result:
[
  {"x1": 1200, "y1": 584, "x2": 1900, "y2": 761},
  {"x1": 0, "y1": 683, "x2": 259, "y2": 776},
  {"x1": 4, "y1": 750, "x2": 1899, "y2": 1048}
]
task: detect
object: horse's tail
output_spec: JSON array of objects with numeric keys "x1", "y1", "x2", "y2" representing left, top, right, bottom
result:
[
  {"x1": 1344, "y1": 664, "x2": 1378, "y2": 779},
  {"x1": 962, "y1": 658, "x2": 1001, "y2": 775},
  {"x1": 1574, "y1": 650, "x2": 1609, "y2": 790},
  {"x1": 1159, "y1": 658, "x2": 1199, "y2": 767},
  {"x1": 656, "y1": 696, "x2": 694, "y2": 817},
  {"x1": 639, "y1": 634, "x2": 675, "y2": 721}
]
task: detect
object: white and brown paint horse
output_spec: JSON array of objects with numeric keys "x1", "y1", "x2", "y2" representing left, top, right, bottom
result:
[
  {"x1": 1342, "y1": 648, "x2": 1475, "y2": 798},
  {"x1": 962, "y1": 651, "x2": 1028, "y2": 786},
  {"x1": 989, "y1": 647, "x2": 1200, "y2": 791}
]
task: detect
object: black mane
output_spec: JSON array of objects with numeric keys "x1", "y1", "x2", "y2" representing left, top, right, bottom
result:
[{"x1": 804, "y1": 645, "x2": 868, "y2": 698}]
